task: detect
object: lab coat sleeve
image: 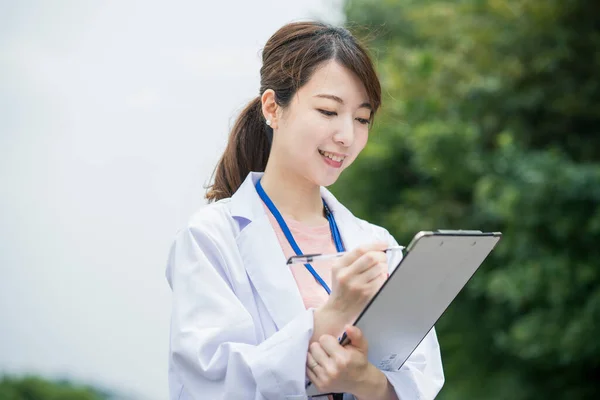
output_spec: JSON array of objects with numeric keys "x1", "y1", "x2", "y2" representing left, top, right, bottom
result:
[
  {"x1": 166, "y1": 225, "x2": 313, "y2": 400},
  {"x1": 381, "y1": 329, "x2": 445, "y2": 400},
  {"x1": 377, "y1": 229, "x2": 445, "y2": 400}
]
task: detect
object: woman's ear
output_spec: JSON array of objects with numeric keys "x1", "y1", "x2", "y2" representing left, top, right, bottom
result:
[{"x1": 261, "y1": 89, "x2": 280, "y2": 129}]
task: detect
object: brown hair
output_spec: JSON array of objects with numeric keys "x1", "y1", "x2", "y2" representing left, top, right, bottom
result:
[{"x1": 205, "y1": 21, "x2": 382, "y2": 202}]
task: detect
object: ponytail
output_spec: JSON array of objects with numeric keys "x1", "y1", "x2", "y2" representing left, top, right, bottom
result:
[{"x1": 205, "y1": 97, "x2": 272, "y2": 202}]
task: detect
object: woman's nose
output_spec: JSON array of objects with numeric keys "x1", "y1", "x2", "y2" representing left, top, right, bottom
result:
[{"x1": 333, "y1": 118, "x2": 355, "y2": 147}]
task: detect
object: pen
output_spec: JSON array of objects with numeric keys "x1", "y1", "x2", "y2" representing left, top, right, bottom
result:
[{"x1": 286, "y1": 245, "x2": 405, "y2": 265}]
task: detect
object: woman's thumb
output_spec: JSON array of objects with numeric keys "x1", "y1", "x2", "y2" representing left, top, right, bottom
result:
[{"x1": 345, "y1": 325, "x2": 368, "y2": 351}]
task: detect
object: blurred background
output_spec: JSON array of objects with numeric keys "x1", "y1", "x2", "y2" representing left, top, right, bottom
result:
[
  {"x1": 0, "y1": 1, "x2": 341, "y2": 399},
  {"x1": 1, "y1": 0, "x2": 598, "y2": 399}
]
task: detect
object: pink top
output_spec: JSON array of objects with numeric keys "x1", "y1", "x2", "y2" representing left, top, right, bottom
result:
[
  {"x1": 264, "y1": 205, "x2": 338, "y2": 310},
  {"x1": 263, "y1": 206, "x2": 343, "y2": 399}
]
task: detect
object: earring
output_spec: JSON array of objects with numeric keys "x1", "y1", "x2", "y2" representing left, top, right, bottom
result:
[{"x1": 266, "y1": 119, "x2": 271, "y2": 126}]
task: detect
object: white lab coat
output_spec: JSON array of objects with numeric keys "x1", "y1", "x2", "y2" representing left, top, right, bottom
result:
[{"x1": 166, "y1": 172, "x2": 444, "y2": 400}]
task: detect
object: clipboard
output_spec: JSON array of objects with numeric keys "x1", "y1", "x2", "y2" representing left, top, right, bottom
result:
[{"x1": 306, "y1": 230, "x2": 502, "y2": 397}]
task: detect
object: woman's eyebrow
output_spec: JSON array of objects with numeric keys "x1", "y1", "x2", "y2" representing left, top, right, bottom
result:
[{"x1": 313, "y1": 93, "x2": 372, "y2": 111}]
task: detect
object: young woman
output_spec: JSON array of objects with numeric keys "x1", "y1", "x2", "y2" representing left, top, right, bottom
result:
[{"x1": 166, "y1": 21, "x2": 444, "y2": 400}]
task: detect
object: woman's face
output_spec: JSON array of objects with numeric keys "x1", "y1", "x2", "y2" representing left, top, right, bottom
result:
[{"x1": 271, "y1": 60, "x2": 373, "y2": 187}]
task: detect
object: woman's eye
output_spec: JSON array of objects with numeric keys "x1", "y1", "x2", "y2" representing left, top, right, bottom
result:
[
  {"x1": 318, "y1": 109, "x2": 337, "y2": 117},
  {"x1": 318, "y1": 109, "x2": 369, "y2": 125}
]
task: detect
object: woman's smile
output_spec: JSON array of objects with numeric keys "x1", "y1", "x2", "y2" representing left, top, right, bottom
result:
[{"x1": 318, "y1": 149, "x2": 346, "y2": 168}]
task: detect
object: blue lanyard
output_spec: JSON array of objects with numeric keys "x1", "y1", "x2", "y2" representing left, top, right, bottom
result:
[{"x1": 256, "y1": 178, "x2": 345, "y2": 295}]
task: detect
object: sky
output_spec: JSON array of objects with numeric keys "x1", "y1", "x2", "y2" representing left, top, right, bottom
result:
[{"x1": 0, "y1": 1, "x2": 343, "y2": 398}]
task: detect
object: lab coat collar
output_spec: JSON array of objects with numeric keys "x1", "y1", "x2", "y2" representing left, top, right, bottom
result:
[{"x1": 230, "y1": 172, "x2": 367, "y2": 330}]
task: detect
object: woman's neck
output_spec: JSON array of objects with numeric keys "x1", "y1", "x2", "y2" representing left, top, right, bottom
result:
[{"x1": 260, "y1": 164, "x2": 325, "y2": 225}]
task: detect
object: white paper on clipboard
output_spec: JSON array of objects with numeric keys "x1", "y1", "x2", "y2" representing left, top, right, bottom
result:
[{"x1": 306, "y1": 230, "x2": 501, "y2": 397}]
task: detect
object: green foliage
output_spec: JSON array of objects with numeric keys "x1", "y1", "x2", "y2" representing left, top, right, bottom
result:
[
  {"x1": 0, "y1": 376, "x2": 108, "y2": 400},
  {"x1": 337, "y1": 0, "x2": 600, "y2": 398}
]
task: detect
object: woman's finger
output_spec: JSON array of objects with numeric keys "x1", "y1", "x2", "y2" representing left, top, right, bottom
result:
[
  {"x1": 345, "y1": 325, "x2": 368, "y2": 353},
  {"x1": 307, "y1": 352, "x2": 317, "y2": 366},
  {"x1": 320, "y1": 335, "x2": 352, "y2": 371},
  {"x1": 306, "y1": 365, "x2": 317, "y2": 381},
  {"x1": 358, "y1": 261, "x2": 388, "y2": 283},
  {"x1": 347, "y1": 250, "x2": 387, "y2": 277},
  {"x1": 336, "y1": 242, "x2": 387, "y2": 271},
  {"x1": 309, "y1": 341, "x2": 335, "y2": 372},
  {"x1": 307, "y1": 352, "x2": 325, "y2": 382},
  {"x1": 366, "y1": 270, "x2": 388, "y2": 291},
  {"x1": 319, "y1": 335, "x2": 344, "y2": 358},
  {"x1": 306, "y1": 366, "x2": 321, "y2": 389}
]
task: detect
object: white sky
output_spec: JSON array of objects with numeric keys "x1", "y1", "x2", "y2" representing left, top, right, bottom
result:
[{"x1": 0, "y1": 1, "x2": 343, "y2": 398}]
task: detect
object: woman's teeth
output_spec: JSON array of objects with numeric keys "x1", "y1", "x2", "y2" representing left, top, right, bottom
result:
[{"x1": 319, "y1": 150, "x2": 345, "y2": 162}]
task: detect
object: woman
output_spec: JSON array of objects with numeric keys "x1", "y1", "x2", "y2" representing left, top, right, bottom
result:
[{"x1": 166, "y1": 21, "x2": 444, "y2": 399}]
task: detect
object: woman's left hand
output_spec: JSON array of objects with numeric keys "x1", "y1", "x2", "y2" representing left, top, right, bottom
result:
[{"x1": 306, "y1": 325, "x2": 393, "y2": 398}]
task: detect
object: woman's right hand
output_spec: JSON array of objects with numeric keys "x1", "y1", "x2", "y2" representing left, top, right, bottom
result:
[
  {"x1": 326, "y1": 241, "x2": 389, "y2": 321},
  {"x1": 312, "y1": 242, "x2": 389, "y2": 341}
]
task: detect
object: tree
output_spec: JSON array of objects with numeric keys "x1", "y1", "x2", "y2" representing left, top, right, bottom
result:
[
  {"x1": 335, "y1": 0, "x2": 600, "y2": 398},
  {"x1": 0, "y1": 376, "x2": 109, "y2": 400}
]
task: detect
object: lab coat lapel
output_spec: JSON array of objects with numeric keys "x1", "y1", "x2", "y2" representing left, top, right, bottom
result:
[{"x1": 231, "y1": 173, "x2": 306, "y2": 330}]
